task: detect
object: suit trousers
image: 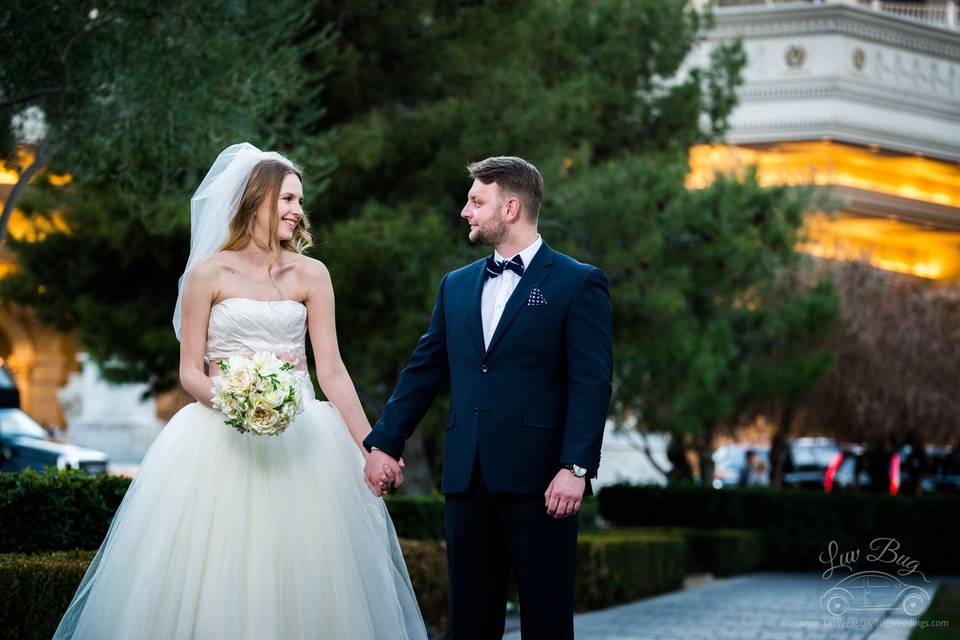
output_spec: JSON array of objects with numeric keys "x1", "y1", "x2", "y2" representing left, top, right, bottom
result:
[{"x1": 444, "y1": 456, "x2": 579, "y2": 640}]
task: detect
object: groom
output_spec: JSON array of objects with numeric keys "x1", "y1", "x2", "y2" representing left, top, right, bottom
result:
[{"x1": 363, "y1": 156, "x2": 612, "y2": 639}]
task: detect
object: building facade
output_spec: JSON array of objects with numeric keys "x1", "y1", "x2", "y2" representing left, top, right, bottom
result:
[
  {"x1": 687, "y1": 0, "x2": 960, "y2": 281},
  {"x1": 0, "y1": 175, "x2": 78, "y2": 428}
]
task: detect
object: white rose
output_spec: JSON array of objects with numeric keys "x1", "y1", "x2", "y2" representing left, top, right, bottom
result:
[
  {"x1": 219, "y1": 371, "x2": 251, "y2": 397},
  {"x1": 247, "y1": 403, "x2": 281, "y2": 435},
  {"x1": 251, "y1": 351, "x2": 285, "y2": 376},
  {"x1": 261, "y1": 385, "x2": 288, "y2": 408},
  {"x1": 226, "y1": 355, "x2": 253, "y2": 375}
]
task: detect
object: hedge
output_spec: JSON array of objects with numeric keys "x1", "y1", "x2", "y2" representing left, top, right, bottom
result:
[
  {"x1": 612, "y1": 527, "x2": 765, "y2": 577},
  {"x1": 1, "y1": 531, "x2": 682, "y2": 639},
  {"x1": 0, "y1": 469, "x2": 129, "y2": 553},
  {"x1": 0, "y1": 551, "x2": 93, "y2": 640},
  {"x1": 597, "y1": 483, "x2": 960, "y2": 573},
  {"x1": 0, "y1": 543, "x2": 449, "y2": 640},
  {"x1": 0, "y1": 469, "x2": 599, "y2": 551},
  {"x1": 575, "y1": 530, "x2": 685, "y2": 610}
]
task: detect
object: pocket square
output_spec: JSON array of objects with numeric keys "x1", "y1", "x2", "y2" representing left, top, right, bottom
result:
[{"x1": 527, "y1": 288, "x2": 548, "y2": 306}]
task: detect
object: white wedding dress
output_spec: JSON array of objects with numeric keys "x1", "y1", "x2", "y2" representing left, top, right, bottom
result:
[{"x1": 54, "y1": 298, "x2": 427, "y2": 639}]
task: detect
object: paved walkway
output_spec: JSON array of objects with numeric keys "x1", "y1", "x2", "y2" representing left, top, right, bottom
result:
[{"x1": 503, "y1": 572, "x2": 946, "y2": 640}]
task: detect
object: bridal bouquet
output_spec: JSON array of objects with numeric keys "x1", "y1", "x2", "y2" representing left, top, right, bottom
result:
[{"x1": 211, "y1": 352, "x2": 304, "y2": 436}]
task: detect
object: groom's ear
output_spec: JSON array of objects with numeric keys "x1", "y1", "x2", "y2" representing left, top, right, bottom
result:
[{"x1": 502, "y1": 193, "x2": 523, "y2": 223}]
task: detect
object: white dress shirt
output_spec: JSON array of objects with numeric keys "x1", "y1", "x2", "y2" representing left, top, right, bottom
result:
[{"x1": 481, "y1": 235, "x2": 543, "y2": 349}]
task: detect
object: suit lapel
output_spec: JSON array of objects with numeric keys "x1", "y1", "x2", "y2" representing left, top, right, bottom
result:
[
  {"x1": 469, "y1": 261, "x2": 486, "y2": 356},
  {"x1": 485, "y1": 243, "x2": 555, "y2": 356}
]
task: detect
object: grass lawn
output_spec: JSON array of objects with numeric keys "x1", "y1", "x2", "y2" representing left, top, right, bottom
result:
[{"x1": 910, "y1": 585, "x2": 960, "y2": 639}]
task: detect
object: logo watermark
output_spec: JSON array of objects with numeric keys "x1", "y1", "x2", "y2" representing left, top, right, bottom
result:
[{"x1": 818, "y1": 537, "x2": 933, "y2": 617}]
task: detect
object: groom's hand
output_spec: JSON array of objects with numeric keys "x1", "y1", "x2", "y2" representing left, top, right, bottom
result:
[
  {"x1": 544, "y1": 469, "x2": 586, "y2": 519},
  {"x1": 363, "y1": 449, "x2": 405, "y2": 497}
]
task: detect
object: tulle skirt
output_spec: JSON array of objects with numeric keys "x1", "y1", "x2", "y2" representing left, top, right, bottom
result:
[{"x1": 53, "y1": 398, "x2": 427, "y2": 639}]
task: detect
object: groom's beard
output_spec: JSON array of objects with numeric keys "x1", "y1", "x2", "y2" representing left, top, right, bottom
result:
[{"x1": 472, "y1": 212, "x2": 509, "y2": 247}]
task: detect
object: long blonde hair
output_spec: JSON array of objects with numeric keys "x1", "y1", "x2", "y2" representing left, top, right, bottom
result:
[{"x1": 220, "y1": 159, "x2": 313, "y2": 278}]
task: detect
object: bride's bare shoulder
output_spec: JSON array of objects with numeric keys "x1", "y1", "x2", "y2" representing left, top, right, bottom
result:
[
  {"x1": 185, "y1": 254, "x2": 224, "y2": 285},
  {"x1": 291, "y1": 253, "x2": 331, "y2": 283}
]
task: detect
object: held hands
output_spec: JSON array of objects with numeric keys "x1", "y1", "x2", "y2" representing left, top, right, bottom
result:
[
  {"x1": 545, "y1": 468, "x2": 586, "y2": 519},
  {"x1": 363, "y1": 449, "x2": 405, "y2": 497}
]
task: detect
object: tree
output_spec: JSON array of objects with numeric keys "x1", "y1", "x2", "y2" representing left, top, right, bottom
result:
[
  {"x1": 3, "y1": 1, "x2": 840, "y2": 494},
  {"x1": 549, "y1": 160, "x2": 837, "y2": 484},
  {"x1": 317, "y1": 203, "x2": 465, "y2": 488},
  {"x1": 803, "y1": 261, "x2": 960, "y2": 493},
  {"x1": 0, "y1": 1, "x2": 334, "y2": 234},
  {"x1": 0, "y1": 0, "x2": 335, "y2": 390},
  {"x1": 741, "y1": 259, "x2": 839, "y2": 487},
  {"x1": 303, "y1": 0, "x2": 756, "y2": 488}
]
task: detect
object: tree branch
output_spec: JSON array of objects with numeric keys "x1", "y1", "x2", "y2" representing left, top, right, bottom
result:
[
  {"x1": 0, "y1": 142, "x2": 58, "y2": 242},
  {"x1": 0, "y1": 88, "x2": 68, "y2": 111},
  {"x1": 619, "y1": 420, "x2": 672, "y2": 478}
]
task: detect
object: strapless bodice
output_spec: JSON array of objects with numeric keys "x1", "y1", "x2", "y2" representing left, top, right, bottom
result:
[{"x1": 206, "y1": 298, "x2": 308, "y2": 362}]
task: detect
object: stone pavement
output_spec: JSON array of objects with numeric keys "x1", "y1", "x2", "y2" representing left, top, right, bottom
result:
[{"x1": 503, "y1": 572, "x2": 947, "y2": 640}]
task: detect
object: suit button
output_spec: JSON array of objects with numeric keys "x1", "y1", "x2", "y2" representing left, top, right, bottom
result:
[
  {"x1": 480, "y1": 364, "x2": 489, "y2": 373},
  {"x1": 473, "y1": 408, "x2": 480, "y2": 416}
]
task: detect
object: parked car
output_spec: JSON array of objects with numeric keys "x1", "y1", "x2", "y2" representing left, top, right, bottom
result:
[
  {"x1": 825, "y1": 444, "x2": 960, "y2": 495},
  {"x1": 712, "y1": 438, "x2": 840, "y2": 489},
  {"x1": 897, "y1": 444, "x2": 960, "y2": 494},
  {"x1": 780, "y1": 437, "x2": 840, "y2": 489},
  {"x1": 712, "y1": 445, "x2": 770, "y2": 489},
  {"x1": 0, "y1": 365, "x2": 20, "y2": 409},
  {"x1": 0, "y1": 408, "x2": 108, "y2": 475},
  {"x1": 824, "y1": 444, "x2": 874, "y2": 492}
]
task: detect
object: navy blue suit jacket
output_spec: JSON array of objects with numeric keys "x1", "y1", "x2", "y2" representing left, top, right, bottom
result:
[{"x1": 363, "y1": 241, "x2": 613, "y2": 494}]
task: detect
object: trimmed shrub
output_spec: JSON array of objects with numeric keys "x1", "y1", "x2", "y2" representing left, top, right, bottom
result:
[
  {"x1": 680, "y1": 527, "x2": 765, "y2": 576},
  {"x1": 399, "y1": 539, "x2": 449, "y2": 634},
  {"x1": 575, "y1": 530, "x2": 686, "y2": 611},
  {"x1": 615, "y1": 527, "x2": 765, "y2": 576},
  {"x1": 0, "y1": 550, "x2": 96, "y2": 640},
  {"x1": 0, "y1": 470, "x2": 603, "y2": 551},
  {"x1": 597, "y1": 483, "x2": 960, "y2": 573},
  {"x1": 1, "y1": 529, "x2": 681, "y2": 638},
  {"x1": 0, "y1": 469, "x2": 129, "y2": 553},
  {"x1": 0, "y1": 543, "x2": 446, "y2": 640},
  {"x1": 384, "y1": 495, "x2": 446, "y2": 540}
]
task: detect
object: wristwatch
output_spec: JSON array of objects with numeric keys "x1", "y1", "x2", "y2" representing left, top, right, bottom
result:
[{"x1": 562, "y1": 464, "x2": 588, "y2": 478}]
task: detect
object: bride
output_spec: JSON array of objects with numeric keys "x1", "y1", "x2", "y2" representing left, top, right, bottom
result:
[{"x1": 53, "y1": 143, "x2": 428, "y2": 639}]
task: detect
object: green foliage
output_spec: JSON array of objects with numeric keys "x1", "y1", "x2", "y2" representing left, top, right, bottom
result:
[
  {"x1": 0, "y1": 469, "x2": 602, "y2": 550},
  {"x1": 0, "y1": 190, "x2": 188, "y2": 390},
  {"x1": 1, "y1": 1, "x2": 838, "y2": 494},
  {"x1": 911, "y1": 585, "x2": 960, "y2": 640},
  {"x1": 0, "y1": 0, "x2": 335, "y2": 218},
  {"x1": 575, "y1": 529, "x2": 686, "y2": 611},
  {"x1": 0, "y1": 0, "x2": 335, "y2": 390},
  {"x1": 0, "y1": 544, "x2": 448, "y2": 639},
  {"x1": 316, "y1": 0, "x2": 739, "y2": 221},
  {"x1": 597, "y1": 483, "x2": 960, "y2": 573},
  {"x1": 0, "y1": 550, "x2": 95, "y2": 640},
  {"x1": 0, "y1": 530, "x2": 687, "y2": 637},
  {"x1": 379, "y1": 494, "x2": 447, "y2": 541},
  {"x1": 400, "y1": 540, "x2": 450, "y2": 636},
  {"x1": 316, "y1": 204, "x2": 463, "y2": 401},
  {"x1": 0, "y1": 469, "x2": 129, "y2": 553},
  {"x1": 620, "y1": 526, "x2": 766, "y2": 576},
  {"x1": 549, "y1": 157, "x2": 836, "y2": 443}
]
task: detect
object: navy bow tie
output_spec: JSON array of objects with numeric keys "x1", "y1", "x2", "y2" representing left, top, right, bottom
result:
[{"x1": 485, "y1": 254, "x2": 525, "y2": 279}]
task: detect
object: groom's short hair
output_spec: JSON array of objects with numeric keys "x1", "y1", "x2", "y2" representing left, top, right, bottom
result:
[{"x1": 467, "y1": 156, "x2": 543, "y2": 221}]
